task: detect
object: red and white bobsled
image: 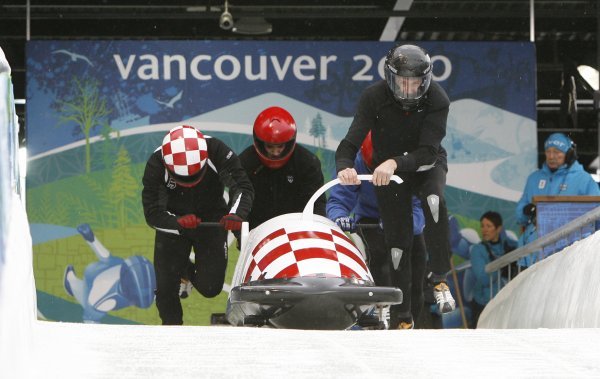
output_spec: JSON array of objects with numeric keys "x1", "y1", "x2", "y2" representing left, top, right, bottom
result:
[{"x1": 225, "y1": 175, "x2": 403, "y2": 330}]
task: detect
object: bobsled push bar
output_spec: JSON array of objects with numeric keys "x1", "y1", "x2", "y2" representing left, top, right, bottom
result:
[{"x1": 302, "y1": 174, "x2": 402, "y2": 221}]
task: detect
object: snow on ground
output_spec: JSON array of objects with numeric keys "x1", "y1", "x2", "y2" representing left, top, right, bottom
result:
[{"x1": 2, "y1": 191, "x2": 600, "y2": 377}]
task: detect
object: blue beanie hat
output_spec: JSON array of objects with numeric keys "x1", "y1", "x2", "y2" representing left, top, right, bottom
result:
[{"x1": 544, "y1": 133, "x2": 572, "y2": 154}]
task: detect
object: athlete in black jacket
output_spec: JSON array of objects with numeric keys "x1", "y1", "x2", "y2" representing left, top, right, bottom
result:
[
  {"x1": 336, "y1": 45, "x2": 455, "y2": 327},
  {"x1": 142, "y1": 125, "x2": 254, "y2": 325},
  {"x1": 239, "y1": 106, "x2": 326, "y2": 229}
]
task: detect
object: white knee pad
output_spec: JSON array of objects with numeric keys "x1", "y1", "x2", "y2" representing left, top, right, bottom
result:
[
  {"x1": 426, "y1": 194, "x2": 440, "y2": 223},
  {"x1": 391, "y1": 247, "x2": 403, "y2": 270}
]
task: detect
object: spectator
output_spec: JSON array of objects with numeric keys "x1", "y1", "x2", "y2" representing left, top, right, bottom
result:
[
  {"x1": 469, "y1": 211, "x2": 517, "y2": 327},
  {"x1": 515, "y1": 132, "x2": 600, "y2": 266}
]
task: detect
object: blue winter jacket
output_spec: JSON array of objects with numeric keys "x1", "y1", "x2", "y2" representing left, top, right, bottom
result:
[
  {"x1": 326, "y1": 153, "x2": 425, "y2": 235},
  {"x1": 515, "y1": 161, "x2": 600, "y2": 226},
  {"x1": 470, "y1": 235, "x2": 518, "y2": 306}
]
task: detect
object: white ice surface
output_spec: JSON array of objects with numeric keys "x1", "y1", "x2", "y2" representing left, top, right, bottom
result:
[
  {"x1": 480, "y1": 230, "x2": 600, "y2": 329},
  {"x1": 2, "y1": 196, "x2": 600, "y2": 378}
]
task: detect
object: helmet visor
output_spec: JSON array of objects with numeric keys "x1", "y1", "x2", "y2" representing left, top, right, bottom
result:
[{"x1": 386, "y1": 73, "x2": 431, "y2": 101}]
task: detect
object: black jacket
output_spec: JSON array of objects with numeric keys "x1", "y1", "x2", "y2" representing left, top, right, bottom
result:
[
  {"x1": 238, "y1": 144, "x2": 326, "y2": 229},
  {"x1": 142, "y1": 136, "x2": 254, "y2": 235},
  {"x1": 336, "y1": 80, "x2": 449, "y2": 173}
]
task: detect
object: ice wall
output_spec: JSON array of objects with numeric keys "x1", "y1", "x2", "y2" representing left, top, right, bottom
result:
[
  {"x1": 0, "y1": 46, "x2": 36, "y2": 377},
  {"x1": 479, "y1": 230, "x2": 600, "y2": 328}
]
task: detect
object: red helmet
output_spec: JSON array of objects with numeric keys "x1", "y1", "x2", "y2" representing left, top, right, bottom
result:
[
  {"x1": 360, "y1": 131, "x2": 373, "y2": 169},
  {"x1": 253, "y1": 106, "x2": 297, "y2": 169},
  {"x1": 161, "y1": 125, "x2": 208, "y2": 187}
]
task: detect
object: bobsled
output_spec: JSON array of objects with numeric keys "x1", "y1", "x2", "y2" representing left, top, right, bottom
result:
[{"x1": 225, "y1": 175, "x2": 403, "y2": 330}]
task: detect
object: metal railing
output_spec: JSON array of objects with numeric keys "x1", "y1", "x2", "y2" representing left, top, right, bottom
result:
[{"x1": 484, "y1": 205, "x2": 600, "y2": 297}]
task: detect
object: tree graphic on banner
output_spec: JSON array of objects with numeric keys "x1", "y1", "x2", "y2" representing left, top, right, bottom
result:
[
  {"x1": 58, "y1": 77, "x2": 111, "y2": 173},
  {"x1": 309, "y1": 113, "x2": 327, "y2": 148},
  {"x1": 109, "y1": 146, "x2": 139, "y2": 228}
]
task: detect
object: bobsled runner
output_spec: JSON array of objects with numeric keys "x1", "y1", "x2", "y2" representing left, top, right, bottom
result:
[{"x1": 223, "y1": 175, "x2": 404, "y2": 330}]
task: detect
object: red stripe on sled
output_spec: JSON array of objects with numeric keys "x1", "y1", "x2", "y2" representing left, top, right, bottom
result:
[
  {"x1": 257, "y1": 242, "x2": 293, "y2": 271},
  {"x1": 335, "y1": 243, "x2": 368, "y2": 271},
  {"x1": 294, "y1": 247, "x2": 338, "y2": 262},
  {"x1": 251, "y1": 228, "x2": 287, "y2": 257},
  {"x1": 339, "y1": 263, "x2": 361, "y2": 279},
  {"x1": 272, "y1": 263, "x2": 300, "y2": 279},
  {"x1": 287, "y1": 230, "x2": 334, "y2": 242},
  {"x1": 331, "y1": 229, "x2": 354, "y2": 245}
]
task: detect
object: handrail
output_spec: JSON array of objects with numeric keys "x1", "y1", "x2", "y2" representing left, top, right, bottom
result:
[
  {"x1": 301, "y1": 174, "x2": 402, "y2": 221},
  {"x1": 485, "y1": 205, "x2": 600, "y2": 273}
]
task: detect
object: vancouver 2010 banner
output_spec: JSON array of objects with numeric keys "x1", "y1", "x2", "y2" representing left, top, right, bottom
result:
[{"x1": 26, "y1": 40, "x2": 536, "y2": 325}]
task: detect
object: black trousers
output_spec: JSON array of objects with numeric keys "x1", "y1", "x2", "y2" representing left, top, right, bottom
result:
[
  {"x1": 153, "y1": 226, "x2": 228, "y2": 325},
  {"x1": 414, "y1": 165, "x2": 451, "y2": 278},
  {"x1": 374, "y1": 167, "x2": 451, "y2": 281},
  {"x1": 358, "y1": 219, "x2": 427, "y2": 325}
]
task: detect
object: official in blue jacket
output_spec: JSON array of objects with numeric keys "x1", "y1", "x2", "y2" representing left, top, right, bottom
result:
[
  {"x1": 327, "y1": 132, "x2": 426, "y2": 329},
  {"x1": 516, "y1": 133, "x2": 600, "y2": 226},
  {"x1": 469, "y1": 211, "x2": 517, "y2": 327},
  {"x1": 515, "y1": 133, "x2": 600, "y2": 266}
]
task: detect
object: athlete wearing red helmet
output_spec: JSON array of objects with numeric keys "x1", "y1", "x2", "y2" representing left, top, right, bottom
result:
[
  {"x1": 252, "y1": 106, "x2": 297, "y2": 169},
  {"x1": 239, "y1": 106, "x2": 326, "y2": 229},
  {"x1": 142, "y1": 125, "x2": 254, "y2": 325}
]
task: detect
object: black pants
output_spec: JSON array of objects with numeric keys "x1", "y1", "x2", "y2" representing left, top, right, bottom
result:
[
  {"x1": 358, "y1": 219, "x2": 427, "y2": 326},
  {"x1": 153, "y1": 226, "x2": 228, "y2": 325},
  {"x1": 414, "y1": 166, "x2": 451, "y2": 278},
  {"x1": 373, "y1": 167, "x2": 450, "y2": 268}
]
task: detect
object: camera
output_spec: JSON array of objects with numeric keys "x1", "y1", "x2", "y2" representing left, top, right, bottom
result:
[{"x1": 219, "y1": 11, "x2": 234, "y2": 30}]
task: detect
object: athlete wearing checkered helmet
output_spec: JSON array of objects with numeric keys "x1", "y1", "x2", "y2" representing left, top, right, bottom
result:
[{"x1": 142, "y1": 124, "x2": 254, "y2": 325}]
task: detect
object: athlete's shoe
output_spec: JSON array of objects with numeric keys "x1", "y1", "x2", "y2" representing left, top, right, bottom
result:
[
  {"x1": 179, "y1": 279, "x2": 193, "y2": 299},
  {"x1": 398, "y1": 320, "x2": 414, "y2": 330},
  {"x1": 432, "y1": 281, "x2": 456, "y2": 313}
]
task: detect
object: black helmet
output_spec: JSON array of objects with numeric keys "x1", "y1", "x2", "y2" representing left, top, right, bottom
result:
[{"x1": 384, "y1": 44, "x2": 432, "y2": 110}]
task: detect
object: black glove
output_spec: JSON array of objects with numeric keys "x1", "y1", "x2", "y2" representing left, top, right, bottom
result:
[{"x1": 523, "y1": 203, "x2": 536, "y2": 219}]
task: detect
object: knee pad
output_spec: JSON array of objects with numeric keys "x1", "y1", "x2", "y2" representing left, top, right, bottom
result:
[
  {"x1": 426, "y1": 194, "x2": 440, "y2": 223},
  {"x1": 391, "y1": 247, "x2": 403, "y2": 270}
]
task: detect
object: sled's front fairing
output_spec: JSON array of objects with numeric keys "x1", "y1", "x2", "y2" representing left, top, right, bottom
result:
[{"x1": 226, "y1": 213, "x2": 402, "y2": 330}]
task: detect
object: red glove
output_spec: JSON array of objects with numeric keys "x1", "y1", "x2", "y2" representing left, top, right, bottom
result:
[
  {"x1": 220, "y1": 214, "x2": 243, "y2": 231},
  {"x1": 177, "y1": 214, "x2": 201, "y2": 229}
]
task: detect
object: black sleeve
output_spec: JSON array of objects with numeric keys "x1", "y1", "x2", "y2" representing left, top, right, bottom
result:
[
  {"x1": 297, "y1": 148, "x2": 326, "y2": 216},
  {"x1": 335, "y1": 86, "x2": 376, "y2": 172},
  {"x1": 141, "y1": 151, "x2": 181, "y2": 232},
  {"x1": 209, "y1": 138, "x2": 254, "y2": 220},
  {"x1": 394, "y1": 84, "x2": 450, "y2": 172}
]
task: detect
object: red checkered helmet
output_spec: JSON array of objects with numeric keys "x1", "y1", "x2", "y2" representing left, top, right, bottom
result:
[
  {"x1": 160, "y1": 125, "x2": 208, "y2": 186},
  {"x1": 360, "y1": 131, "x2": 373, "y2": 169},
  {"x1": 253, "y1": 106, "x2": 297, "y2": 169}
]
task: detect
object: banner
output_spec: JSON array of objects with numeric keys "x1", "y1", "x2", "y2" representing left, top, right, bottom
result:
[{"x1": 26, "y1": 40, "x2": 537, "y2": 325}]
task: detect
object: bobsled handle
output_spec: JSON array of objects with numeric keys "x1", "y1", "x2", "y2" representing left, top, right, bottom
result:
[{"x1": 302, "y1": 174, "x2": 402, "y2": 221}]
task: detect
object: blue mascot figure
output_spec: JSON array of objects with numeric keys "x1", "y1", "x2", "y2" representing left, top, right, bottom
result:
[{"x1": 63, "y1": 223, "x2": 156, "y2": 323}]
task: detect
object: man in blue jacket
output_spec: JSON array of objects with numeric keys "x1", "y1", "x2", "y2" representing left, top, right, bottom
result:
[
  {"x1": 515, "y1": 132, "x2": 600, "y2": 266},
  {"x1": 327, "y1": 132, "x2": 426, "y2": 329}
]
